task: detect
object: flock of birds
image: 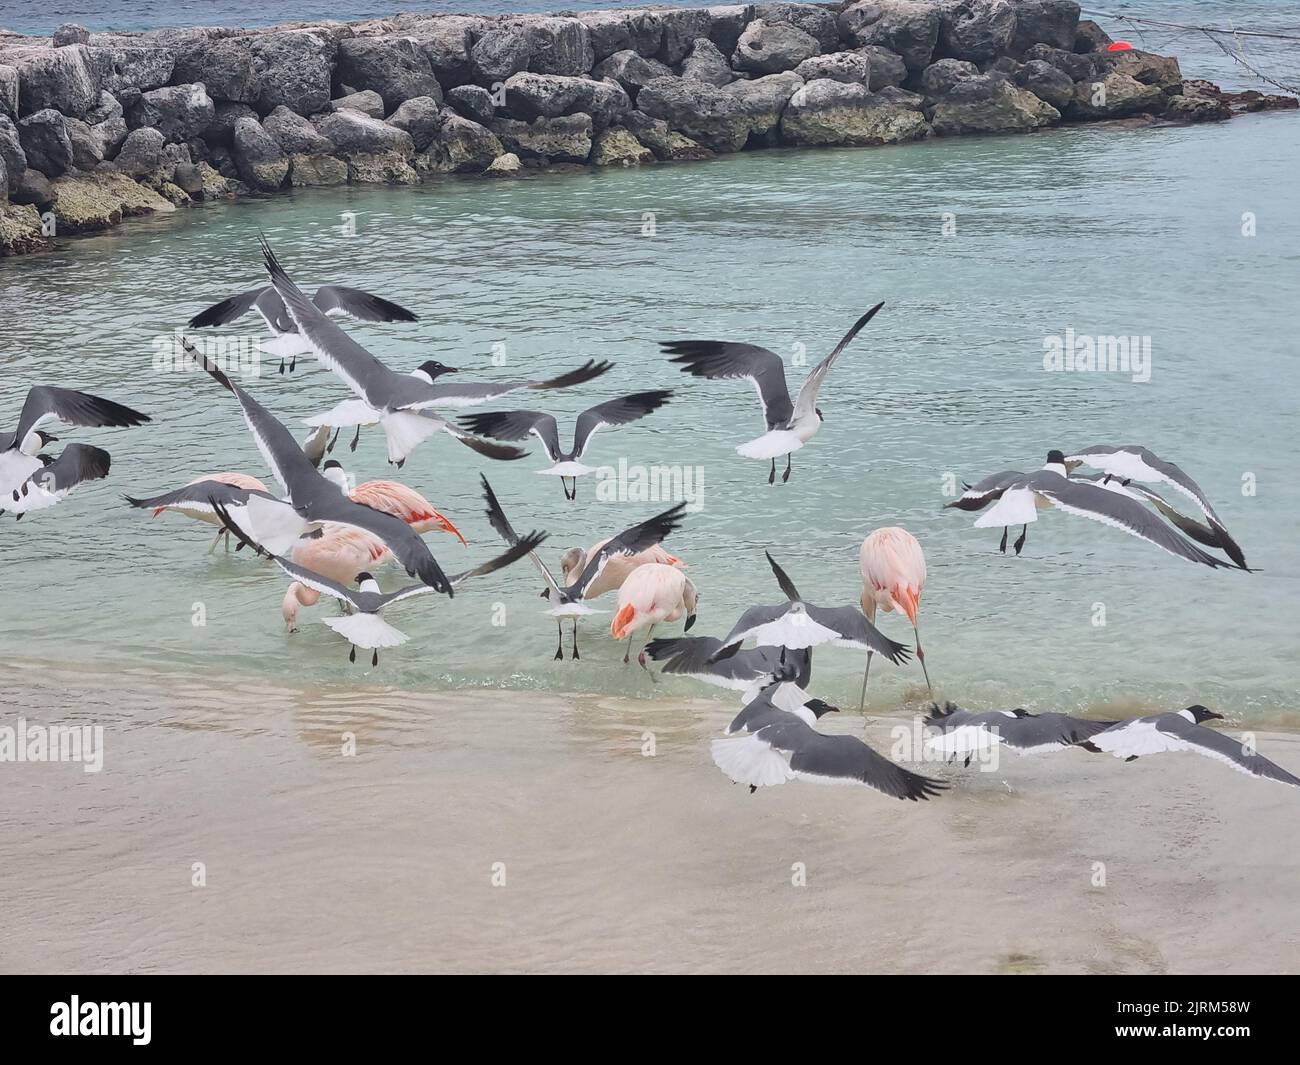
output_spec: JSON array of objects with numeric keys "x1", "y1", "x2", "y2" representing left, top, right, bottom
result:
[{"x1": 4, "y1": 235, "x2": 1296, "y2": 801}]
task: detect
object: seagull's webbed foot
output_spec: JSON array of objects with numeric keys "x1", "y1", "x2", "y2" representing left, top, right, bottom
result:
[
  {"x1": 554, "y1": 620, "x2": 564, "y2": 660},
  {"x1": 278, "y1": 357, "x2": 287, "y2": 375},
  {"x1": 349, "y1": 645, "x2": 356, "y2": 663},
  {"x1": 326, "y1": 428, "x2": 339, "y2": 454},
  {"x1": 349, "y1": 424, "x2": 361, "y2": 452},
  {"x1": 768, "y1": 458, "x2": 776, "y2": 485},
  {"x1": 998, "y1": 526, "x2": 1008, "y2": 553},
  {"x1": 1013, "y1": 524, "x2": 1027, "y2": 555},
  {"x1": 782, "y1": 454, "x2": 791, "y2": 483},
  {"x1": 570, "y1": 618, "x2": 580, "y2": 660},
  {"x1": 371, "y1": 649, "x2": 379, "y2": 667},
  {"x1": 289, "y1": 354, "x2": 297, "y2": 373},
  {"x1": 749, "y1": 784, "x2": 757, "y2": 795}
]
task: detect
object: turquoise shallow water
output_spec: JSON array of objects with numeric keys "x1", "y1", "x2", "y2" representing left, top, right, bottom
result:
[{"x1": 2, "y1": 111, "x2": 1299, "y2": 716}]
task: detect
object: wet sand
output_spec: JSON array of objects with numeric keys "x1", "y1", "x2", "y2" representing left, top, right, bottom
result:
[{"x1": 2, "y1": 662, "x2": 1298, "y2": 974}]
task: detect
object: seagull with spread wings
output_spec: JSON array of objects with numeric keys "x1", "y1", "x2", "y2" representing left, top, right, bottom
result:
[
  {"x1": 188, "y1": 280, "x2": 418, "y2": 373},
  {"x1": 460, "y1": 390, "x2": 673, "y2": 500},
  {"x1": 953, "y1": 451, "x2": 1238, "y2": 567},
  {"x1": 1, "y1": 385, "x2": 149, "y2": 500},
  {"x1": 2, "y1": 444, "x2": 113, "y2": 519},
  {"x1": 662, "y1": 302, "x2": 883, "y2": 484},
  {"x1": 923, "y1": 702, "x2": 1119, "y2": 767},
  {"x1": 481, "y1": 475, "x2": 687, "y2": 658}
]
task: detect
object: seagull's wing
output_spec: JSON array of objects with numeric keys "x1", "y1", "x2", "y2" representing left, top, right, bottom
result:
[
  {"x1": 1034, "y1": 474, "x2": 1234, "y2": 568},
  {"x1": 13, "y1": 385, "x2": 151, "y2": 444},
  {"x1": 260, "y1": 237, "x2": 401, "y2": 405},
  {"x1": 932, "y1": 709, "x2": 1119, "y2": 754},
  {"x1": 803, "y1": 604, "x2": 911, "y2": 663},
  {"x1": 26, "y1": 444, "x2": 111, "y2": 494},
  {"x1": 311, "y1": 285, "x2": 418, "y2": 323},
  {"x1": 662, "y1": 340, "x2": 794, "y2": 429},
  {"x1": 708, "y1": 604, "x2": 793, "y2": 659},
  {"x1": 567, "y1": 502, "x2": 688, "y2": 599},
  {"x1": 1155, "y1": 715, "x2": 1300, "y2": 787},
  {"x1": 1069, "y1": 445, "x2": 1247, "y2": 569},
  {"x1": 305, "y1": 491, "x2": 452, "y2": 593},
  {"x1": 572, "y1": 390, "x2": 672, "y2": 458},
  {"x1": 792, "y1": 302, "x2": 884, "y2": 423},
  {"x1": 416, "y1": 359, "x2": 614, "y2": 408},
  {"x1": 1078, "y1": 474, "x2": 1227, "y2": 552},
  {"x1": 126, "y1": 479, "x2": 273, "y2": 515},
  {"x1": 457, "y1": 410, "x2": 562, "y2": 462},
  {"x1": 185, "y1": 338, "x2": 317, "y2": 494},
  {"x1": 384, "y1": 528, "x2": 548, "y2": 603},
  {"x1": 746, "y1": 717, "x2": 946, "y2": 799},
  {"x1": 187, "y1": 287, "x2": 268, "y2": 329},
  {"x1": 944, "y1": 470, "x2": 1026, "y2": 511},
  {"x1": 480, "y1": 474, "x2": 566, "y2": 597},
  {"x1": 764, "y1": 550, "x2": 802, "y2": 602}
]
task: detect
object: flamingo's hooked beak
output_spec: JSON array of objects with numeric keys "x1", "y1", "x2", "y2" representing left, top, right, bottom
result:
[
  {"x1": 684, "y1": 614, "x2": 696, "y2": 632},
  {"x1": 432, "y1": 509, "x2": 467, "y2": 546}
]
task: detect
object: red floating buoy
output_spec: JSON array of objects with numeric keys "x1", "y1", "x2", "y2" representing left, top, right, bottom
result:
[{"x1": 1108, "y1": 40, "x2": 1134, "y2": 51}]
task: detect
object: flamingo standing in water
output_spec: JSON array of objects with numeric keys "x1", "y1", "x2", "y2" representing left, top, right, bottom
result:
[
  {"x1": 858, "y1": 527, "x2": 932, "y2": 707},
  {"x1": 138, "y1": 471, "x2": 271, "y2": 552},
  {"x1": 611, "y1": 563, "x2": 699, "y2": 669}
]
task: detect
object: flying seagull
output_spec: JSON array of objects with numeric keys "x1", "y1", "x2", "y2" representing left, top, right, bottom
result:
[
  {"x1": 481, "y1": 475, "x2": 687, "y2": 658},
  {"x1": 185, "y1": 339, "x2": 453, "y2": 593},
  {"x1": 951, "y1": 451, "x2": 1235, "y2": 567},
  {"x1": 707, "y1": 551, "x2": 910, "y2": 666},
  {"x1": 459, "y1": 390, "x2": 673, "y2": 500},
  {"x1": 1064, "y1": 445, "x2": 1248, "y2": 569},
  {"x1": 662, "y1": 301, "x2": 883, "y2": 484},
  {"x1": 212, "y1": 494, "x2": 545, "y2": 665},
  {"x1": 1, "y1": 385, "x2": 149, "y2": 498},
  {"x1": 253, "y1": 233, "x2": 610, "y2": 465},
  {"x1": 923, "y1": 702, "x2": 1119, "y2": 766},
  {"x1": 188, "y1": 282, "x2": 418, "y2": 373},
  {"x1": 1083, "y1": 706, "x2": 1300, "y2": 788},
  {"x1": 711, "y1": 680, "x2": 946, "y2": 799},
  {"x1": 644, "y1": 635, "x2": 813, "y2": 702},
  {"x1": 2, "y1": 444, "x2": 112, "y2": 518}
]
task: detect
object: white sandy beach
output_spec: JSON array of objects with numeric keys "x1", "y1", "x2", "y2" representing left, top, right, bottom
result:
[{"x1": 2, "y1": 661, "x2": 1297, "y2": 974}]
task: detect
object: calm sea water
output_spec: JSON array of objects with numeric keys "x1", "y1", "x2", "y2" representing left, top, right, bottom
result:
[{"x1": 2, "y1": 104, "x2": 1298, "y2": 717}]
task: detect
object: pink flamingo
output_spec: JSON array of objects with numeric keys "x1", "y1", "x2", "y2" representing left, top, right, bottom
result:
[
  {"x1": 858, "y1": 527, "x2": 932, "y2": 707},
  {"x1": 559, "y1": 539, "x2": 685, "y2": 599},
  {"x1": 610, "y1": 563, "x2": 699, "y2": 668},
  {"x1": 283, "y1": 527, "x2": 389, "y2": 632},
  {"x1": 350, "y1": 479, "x2": 466, "y2": 544}
]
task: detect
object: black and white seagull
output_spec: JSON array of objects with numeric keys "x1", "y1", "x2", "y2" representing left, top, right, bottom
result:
[
  {"x1": 923, "y1": 702, "x2": 1119, "y2": 766},
  {"x1": 662, "y1": 302, "x2": 883, "y2": 484},
  {"x1": 1083, "y1": 705, "x2": 1300, "y2": 788},
  {"x1": 1, "y1": 385, "x2": 149, "y2": 498},
  {"x1": 460, "y1": 390, "x2": 673, "y2": 501},
  {"x1": 707, "y1": 551, "x2": 911, "y2": 666},
  {"x1": 711, "y1": 676, "x2": 946, "y2": 799},
  {"x1": 212, "y1": 493, "x2": 545, "y2": 666},
  {"x1": 2, "y1": 444, "x2": 113, "y2": 519},
  {"x1": 187, "y1": 341, "x2": 454, "y2": 593},
  {"x1": 949, "y1": 450, "x2": 1236, "y2": 567},
  {"x1": 251, "y1": 235, "x2": 610, "y2": 465},
  {"x1": 188, "y1": 281, "x2": 417, "y2": 373},
  {"x1": 1064, "y1": 445, "x2": 1248, "y2": 570},
  {"x1": 644, "y1": 635, "x2": 814, "y2": 701},
  {"x1": 481, "y1": 475, "x2": 687, "y2": 658}
]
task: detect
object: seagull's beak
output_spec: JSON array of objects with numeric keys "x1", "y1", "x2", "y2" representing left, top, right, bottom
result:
[
  {"x1": 1209, "y1": 711, "x2": 1225, "y2": 720},
  {"x1": 45, "y1": 434, "x2": 59, "y2": 443},
  {"x1": 684, "y1": 613, "x2": 696, "y2": 632}
]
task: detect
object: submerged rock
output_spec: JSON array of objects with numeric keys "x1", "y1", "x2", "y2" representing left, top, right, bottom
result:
[
  {"x1": 0, "y1": 202, "x2": 48, "y2": 254},
  {"x1": 590, "y1": 125, "x2": 654, "y2": 165},
  {"x1": 485, "y1": 151, "x2": 523, "y2": 175}
]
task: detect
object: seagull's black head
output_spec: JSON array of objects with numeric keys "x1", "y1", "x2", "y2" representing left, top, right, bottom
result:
[
  {"x1": 36, "y1": 430, "x2": 59, "y2": 446},
  {"x1": 1046, "y1": 449, "x2": 1066, "y2": 465},
  {"x1": 323, "y1": 459, "x2": 343, "y2": 471},
  {"x1": 1186, "y1": 704, "x2": 1224, "y2": 723},
  {"x1": 418, "y1": 360, "x2": 458, "y2": 380},
  {"x1": 805, "y1": 698, "x2": 839, "y2": 719},
  {"x1": 355, "y1": 571, "x2": 375, "y2": 585}
]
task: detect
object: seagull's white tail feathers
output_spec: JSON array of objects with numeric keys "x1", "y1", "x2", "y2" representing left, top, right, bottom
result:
[
  {"x1": 736, "y1": 430, "x2": 804, "y2": 460},
  {"x1": 537, "y1": 461, "x2": 596, "y2": 477},
  {"x1": 711, "y1": 735, "x2": 794, "y2": 789},
  {"x1": 974, "y1": 487, "x2": 1040, "y2": 529},
  {"x1": 322, "y1": 612, "x2": 409, "y2": 649},
  {"x1": 753, "y1": 612, "x2": 841, "y2": 650},
  {"x1": 925, "y1": 724, "x2": 1002, "y2": 756},
  {"x1": 304, "y1": 399, "x2": 381, "y2": 429},
  {"x1": 381, "y1": 411, "x2": 445, "y2": 464},
  {"x1": 243, "y1": 494, "x2": 310, "y2": 556},
  {"x1": 257, "y1": 333, "x2": 313, "y2": 359}
]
